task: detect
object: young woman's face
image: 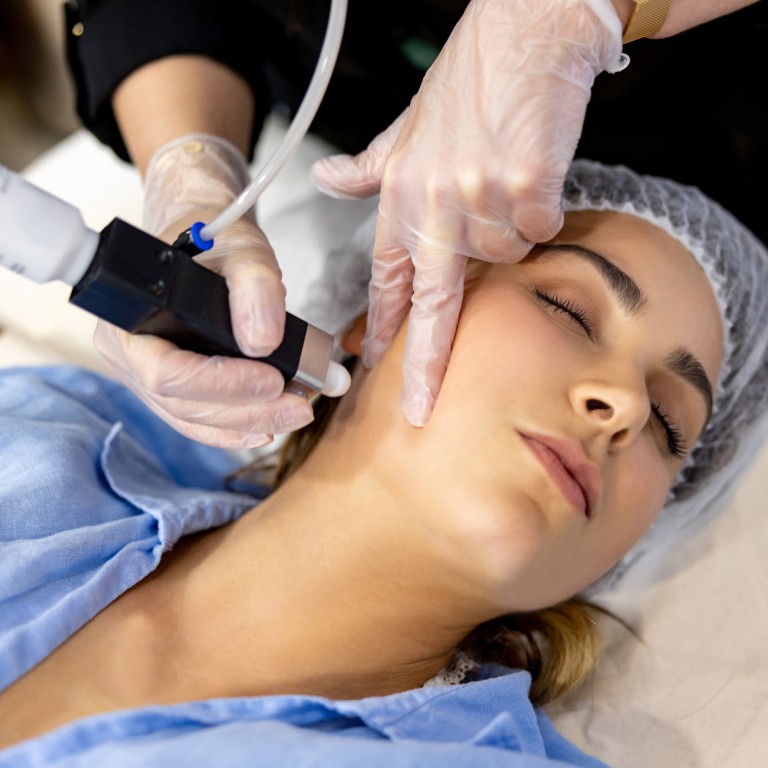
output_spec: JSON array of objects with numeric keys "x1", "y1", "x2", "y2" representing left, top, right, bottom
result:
[{"x1": 374, "y1": 211, "x2": 723, "y2": 612}]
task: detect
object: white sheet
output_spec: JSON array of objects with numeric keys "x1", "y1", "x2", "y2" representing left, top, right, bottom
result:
[{"x1": 2, "y1": 126, "x2": 766, "y2": 767}]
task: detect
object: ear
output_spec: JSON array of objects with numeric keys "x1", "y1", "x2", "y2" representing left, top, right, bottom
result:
[{"x1": 341, "y1": 312, "x2": 367, "y2": 357}]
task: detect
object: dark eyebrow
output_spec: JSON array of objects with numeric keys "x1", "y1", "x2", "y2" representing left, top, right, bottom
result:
[
  {"x1": 665, "y1": 347, "x2": 714, "y2": 421},
  {"x1": 538, "y1": 243, "x2": 647, "y2": 316},
  {"x1": 538, "y1": 243, "x2": 714, "y2": 420}
]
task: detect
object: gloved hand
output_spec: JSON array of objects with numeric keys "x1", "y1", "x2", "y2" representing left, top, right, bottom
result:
[
  {"x1": 93, "y1": 133, "x2": 315, "y2": 449},
  {"x1": 311, "y1": 0, "x2": 626, "y2": 426}
]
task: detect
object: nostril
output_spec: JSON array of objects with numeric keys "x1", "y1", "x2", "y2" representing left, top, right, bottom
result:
[{"x1": 586, "y1": 398, "x2": 611, "y2": 412}]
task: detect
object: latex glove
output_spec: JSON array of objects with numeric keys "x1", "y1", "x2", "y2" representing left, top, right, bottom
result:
[
  {"x1": 93, "y1": 133, "x2": 314, "y2": 449},
  {"x1": 311, "y1": 0, "x2": 626, "y2": 426}
]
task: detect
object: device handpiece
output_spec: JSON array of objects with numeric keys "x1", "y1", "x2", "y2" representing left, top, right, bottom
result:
[{"x1": 0, "y1": 166, "x2": 349, "y2": 399}]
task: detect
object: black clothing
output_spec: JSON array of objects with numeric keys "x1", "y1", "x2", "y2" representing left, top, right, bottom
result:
[
  {"x1": 64, "y1": 0, "x2": 460, "y2": 160},
  {"x1": 65, "y1": 0, "x2": 767, "y2": 243}
]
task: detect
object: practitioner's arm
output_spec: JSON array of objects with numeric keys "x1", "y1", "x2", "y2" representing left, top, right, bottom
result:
[
  {"x1": 93, "y1": 55, "x2": 317, "y2": 449},
  {"x1": 112, "y1": 55, "x2": 254, "y2": 175}
]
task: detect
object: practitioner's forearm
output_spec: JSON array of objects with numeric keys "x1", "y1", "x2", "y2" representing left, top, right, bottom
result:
[
  {"x1": 112, "y1": 55, "x2": 255, "y2": 176},
  {"x1": 609, "y1": 0, "x2": 760, "y2": 39}
]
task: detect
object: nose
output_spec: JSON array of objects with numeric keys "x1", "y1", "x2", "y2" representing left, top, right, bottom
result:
[{"x1": 569, "y1": 379, "x2": 650, "y2": 452}]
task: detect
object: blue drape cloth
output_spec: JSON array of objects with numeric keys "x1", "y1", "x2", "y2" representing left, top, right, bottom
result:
[{"x1": 0, "y1": 367, "x2": 608, "y2": 768}]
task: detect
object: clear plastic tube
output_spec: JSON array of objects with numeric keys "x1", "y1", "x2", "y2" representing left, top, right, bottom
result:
[{"x1": 199, "y1": 0, "x2": 348, "y2": 241}]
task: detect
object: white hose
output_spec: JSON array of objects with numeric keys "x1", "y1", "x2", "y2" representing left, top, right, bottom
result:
[{"x1": 200, "y1": 0, "x2": 348, "y2": 241}]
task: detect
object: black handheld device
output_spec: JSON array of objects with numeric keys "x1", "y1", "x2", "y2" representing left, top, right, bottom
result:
[{"x1": 70, "y1": 219, "x2": 335, "y2": 397}]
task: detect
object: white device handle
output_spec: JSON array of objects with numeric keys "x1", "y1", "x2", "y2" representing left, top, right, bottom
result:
[{"x1": 0, "y1": 166, "x2": 99, "y2": 286}]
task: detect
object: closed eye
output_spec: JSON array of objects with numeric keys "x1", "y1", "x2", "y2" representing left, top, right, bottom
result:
[
  {"x1": 651, "y1": 402, "x2": 688, "y2": 459},
  {"x1": 533, "y1": 288, "x2": 595, "y2": 340}
]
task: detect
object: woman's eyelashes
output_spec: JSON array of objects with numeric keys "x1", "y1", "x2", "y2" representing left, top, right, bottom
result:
[
  {"x1": 533, "y1": 287, "x2": 595, "y2": 340},
  {"x1": 532, "y1": 285, "x2": 688, "y2": 460},
  {"x1": 651, "y1": 402, "x2": 688, "y2": 459}
]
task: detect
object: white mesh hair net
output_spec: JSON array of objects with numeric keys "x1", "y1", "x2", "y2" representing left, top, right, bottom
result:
[{"x1": 302, "y1": 160, "x2": 768, "y2": 593}]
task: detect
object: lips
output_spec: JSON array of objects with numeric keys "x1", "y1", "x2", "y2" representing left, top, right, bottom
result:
[{"x1": 519, "y1": 432, "x2": 600, "y2": 518}]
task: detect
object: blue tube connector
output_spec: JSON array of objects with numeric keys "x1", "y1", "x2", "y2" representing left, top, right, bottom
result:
[
  {"x1": 190, "y1": 221, "x2": 214, "y2": 251},
  {"x1": 172, "y1": 221, "x2": 214, "y2": 256}
]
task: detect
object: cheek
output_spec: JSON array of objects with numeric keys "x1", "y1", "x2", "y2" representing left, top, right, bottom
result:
[
  {"x1": 589, "y1": 444, "x2": 672, "y2": 574},
  {"x1": 405, "y1": 450, "x2": 568, "y2": 607},
  {"x1": 434, "y1": 283, "x2": 581, "y2": 414}
]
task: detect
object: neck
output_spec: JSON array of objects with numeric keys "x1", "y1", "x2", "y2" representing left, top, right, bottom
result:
[
  {"x1": 142, "y1": 362, "x2": 505, "y2": 702},
  {"x1": 147, "y1": 423, "x2": 494, "y2": 700}
]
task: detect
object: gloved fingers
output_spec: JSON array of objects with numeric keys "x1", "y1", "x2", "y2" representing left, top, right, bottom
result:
[
  {"x1": 399, "y1": 249, "x2": 467, "y2": 427},
  {"x1": 94, "y1": 323, "x2": 314, "y2": 447},
  {"x1": 361, "y1": 240, "x2": 416, "y2": 369},
  {"x1": 142, "y1": 388, "x2": 314, "y2": 436},
  {"x1": 461, "y1": 209, "x2": 534, "y2": 264},
  {"x1": 136, "y1": 399, "x2": 278, "y2": 450},
  {"x1": 486, "y1": 91, "x2": 585, "y2": 244},
  {"x1": 186, "y1": 216, "x2": 287, "y2": 359},
  {"x1": 94, "y1": 321, "x2": 287, "y2": 404},
  {"x1": 310, "y1": 109, "x2": 409, "y2": 199},
  {"x1": 218, "y1": 244, "x2": 287, "y2": 358},
  {"x1": 139, "y1": 339, "x2": 289, "y2": 405},
  {"x1": 447, "y1": 139, "x2": 566, "y2": 258},
  {"x1": 362, "y1": 190, "x2": 466, "y2": 371},
  {"x1": 496, "y1": 126, "x2": 572, "y2": 243}
]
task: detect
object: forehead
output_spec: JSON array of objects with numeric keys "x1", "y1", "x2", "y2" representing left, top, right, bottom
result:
[{"x1": 548, "y1": 210, "x2": 712, "y2": 302}]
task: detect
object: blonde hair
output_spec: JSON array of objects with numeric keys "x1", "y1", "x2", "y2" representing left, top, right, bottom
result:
[
  {"x1": 455, "y1": 601, "x2": 599, "y2": 704},
  {"x1": 232, "y1": 362, "x2": 602, "y2": 705}
]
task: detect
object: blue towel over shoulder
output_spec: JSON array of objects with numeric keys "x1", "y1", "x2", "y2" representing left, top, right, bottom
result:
[{"x1": 0, "y1": 367, "x2": 609, "y2": 768}]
